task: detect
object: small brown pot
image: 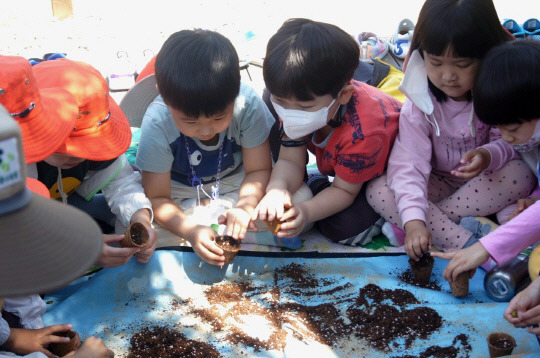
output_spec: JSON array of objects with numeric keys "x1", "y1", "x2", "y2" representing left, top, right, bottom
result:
[
  {"x1": 408, "y1": 254, "x2": 434, "y2": 284},
  {"x1": 264, "y1": 217, "x2": 283, "y2": 236},
  {"x1": 121, "y1": 222, "x2": 149, "y2": 248},
  {"x1": 449, "y1": 271, "x2": 470, "y2": 297},
  {"x1": 487, "y1": 332, "x2": 516, "y2": 357},
  {"x1": 48, "y1": 330, "x2": 81, "y2": 357},
  {"x1": 263, "y1": 208, "x2": 290, "y2": 236},
  {"x1": 215, "y1": 235, "x2": 241, "y2": 265}
]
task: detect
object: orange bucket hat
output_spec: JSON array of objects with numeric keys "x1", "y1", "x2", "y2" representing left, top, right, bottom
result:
[
  {"x1": 0, "y1": 56, "x2": 78, "y2": 164},
  {"x1": 33, "y1": 59, "x2": 131, "y2": 161}
]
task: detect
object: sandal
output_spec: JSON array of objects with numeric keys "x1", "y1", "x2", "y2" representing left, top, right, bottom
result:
[{"x1": 358, "y1": 32, "x2": 388, "y2": 63}]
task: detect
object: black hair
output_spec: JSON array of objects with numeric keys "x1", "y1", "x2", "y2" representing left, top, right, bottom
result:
[
  {"x1": 155, "y1": 29, "x2": 240, "y2": 118},
  {"x1": 263, "y1": 18, "x2": 359, "y2": 101},
  {"x1": 410, "y1": 0, "x2": 512, "y2": 102},
  {"x1": 474, "y1": 40, "x2": 540, "y2": 126}
]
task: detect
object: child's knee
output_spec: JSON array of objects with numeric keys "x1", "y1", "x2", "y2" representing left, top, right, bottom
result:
[{"x1": 365, "y1": 174, "x2": 389, "y2": 208}]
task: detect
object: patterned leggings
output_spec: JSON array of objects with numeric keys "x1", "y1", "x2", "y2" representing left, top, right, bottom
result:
[{"x1": 366, "y1": 160, "x2": 536, "y2": 251}]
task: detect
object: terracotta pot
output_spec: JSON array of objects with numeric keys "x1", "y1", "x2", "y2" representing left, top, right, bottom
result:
[
  {"x1": 121, "y1": 222, "x2": 149, "y2": 248},
  {"x1": 215, "y1": 235, "x2": 241, "y2": 265},
  {"x1": 408, "y1": 254, "x2": 434, "y2": 284},
  {"x1": 449, "y1": 271, "x2": 470, "y2": 297},
  {"x1": 48, "y1": 330, "x2": 81, "y2": 357},
  {"x1": 264, "y1": 217, "x2": 283, "y2": 236},
  {"x1": 487, "y1": 332, "x2": 516, "y2": 357}
]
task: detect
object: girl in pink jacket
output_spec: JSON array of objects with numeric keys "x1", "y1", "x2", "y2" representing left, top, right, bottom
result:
[
  {"x1": 433, "y1": 40, "x2": 540, "y2": 282},
  {"x1": 366, "y1": 0, "x2": 536, "y2": 261}
]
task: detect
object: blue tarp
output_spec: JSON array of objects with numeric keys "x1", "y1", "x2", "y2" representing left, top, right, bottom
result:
[{"x1": 43, "y1": 250, "x2": 540, "y2": 357}]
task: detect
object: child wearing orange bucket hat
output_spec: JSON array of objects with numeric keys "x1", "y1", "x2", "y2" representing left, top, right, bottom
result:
[
  {"x1": 0, "y1": 107, "x2": 113, "y2": 358},
  {"x1": 0, "y1": 56, "x2": 78, "y2": 164},
  {"x1": 30, "y1": 58, "x2": 157, "y2": 268}
]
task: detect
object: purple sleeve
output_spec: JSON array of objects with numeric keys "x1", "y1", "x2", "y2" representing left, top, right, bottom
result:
[
  {"x1": 481, "y1": 127, "x2": 519, "y2": 171},
  {"x1": 480, "y1": 200, "x2": 540, "y2": 264}
]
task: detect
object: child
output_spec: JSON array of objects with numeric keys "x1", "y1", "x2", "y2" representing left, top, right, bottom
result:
[
  {"x1": 31, "y1": 58, "x2": 157, "y2": 268},
  {"x1": 366, "y1": 0, "x2": 536, "y2": 261},
  {"x1": 0, "y1": 111, "x2": 113, "y2": 358},
  {"x1": 252, "y1": 18, "x2": 401, "y2": 244},
  {"x1": 0, "y1": 56, "x2": 78, "y2": 352},
  {"x1": 432, "y1": 40, "x2": 540, "y2": 281},
  {"x1": 135, "y1": 29, "x2": 277, "y2": 266}
]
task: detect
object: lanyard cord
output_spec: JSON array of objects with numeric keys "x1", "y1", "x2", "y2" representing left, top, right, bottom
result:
[{"x1": 185, "y1": 137, "x2": 224, "y2": 206}]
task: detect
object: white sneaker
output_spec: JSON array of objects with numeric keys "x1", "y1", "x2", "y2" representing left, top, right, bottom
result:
[{"x1": 388, "y1": 18, "x2": 415, "y2": 59}]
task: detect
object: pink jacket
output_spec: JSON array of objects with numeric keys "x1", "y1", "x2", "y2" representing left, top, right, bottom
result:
[
  {"x1": 387, "y1": 51, "x2": 517, "y2": 226},
  {"x1": 480, "y1": 187, "x2": 540, "y2": 264}
]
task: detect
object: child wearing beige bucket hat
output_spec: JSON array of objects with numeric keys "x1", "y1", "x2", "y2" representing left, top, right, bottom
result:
[
  {"x1": 29, "y1": 58, "x2": 158, "y2": 268},
  {"x1": 0, "y1": 107, "x2": 113, "y2": 358},
  {"x1": 0, "y1": 55, "x2": 81, "y2": 351}
]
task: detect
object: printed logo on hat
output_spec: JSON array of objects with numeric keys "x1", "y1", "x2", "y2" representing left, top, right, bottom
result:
[{"x1": 0, "y1": 137, "x2": 21, "y2": 189}]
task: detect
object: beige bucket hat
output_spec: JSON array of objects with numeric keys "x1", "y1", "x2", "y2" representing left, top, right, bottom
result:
[{"x1": 0, "y1": 105, "x2": 102, "y2": 296}]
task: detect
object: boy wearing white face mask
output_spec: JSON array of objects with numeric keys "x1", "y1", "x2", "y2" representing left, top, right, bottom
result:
[
  {"x1": 252, "y1": 18, "x2": 401, "y2": 245},
  {"x1": 432, "y1": 40, "x2": 540, "y2": 282}
]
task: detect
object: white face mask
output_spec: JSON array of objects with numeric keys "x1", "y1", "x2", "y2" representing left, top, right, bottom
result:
[{"x1": 271, "y1": 97, "x2": 339, "y2": 140}]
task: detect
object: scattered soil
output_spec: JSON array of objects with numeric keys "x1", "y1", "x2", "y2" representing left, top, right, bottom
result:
[
  {"x1": 126, "y1": 326, "x2": 221, "y2": 358},
  {"x1": 348, "y1": 284, "x2": 442, "y2": 351},
  {"x1": 125, "y1": 262, "x2": 472, "y2": 357},
  {"x1": 393, "y1": 333, "x2": 472, "y2": 358}
]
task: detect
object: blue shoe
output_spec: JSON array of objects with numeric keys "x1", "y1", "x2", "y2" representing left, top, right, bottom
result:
[
  {"x1": 502, "y1": 19, "x2": 526, "y2": 39},
  {"x1": 523, "y1": 18, "x2": 540, "y2": 40}
]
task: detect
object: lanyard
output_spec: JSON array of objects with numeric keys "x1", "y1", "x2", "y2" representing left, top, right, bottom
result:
[{"x1": 185, "y1": 137, "x2": 224, "y2": 206}]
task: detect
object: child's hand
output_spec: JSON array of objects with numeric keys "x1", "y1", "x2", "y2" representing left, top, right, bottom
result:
[
  {"x1": 188, "y1": 225, "x2": 225, "y2": 266},
  {"x1": 451, "y1": 148, "x2": 490, "y2": 179},
  {"x1": 431, "y1": 242, "x2": 488, "y2": 282},
  {"x1": 218, "y1": 207, "x2": 254, "y2": 240},
  {"x1": 274, "y1": 205, "x2": 306, "y2": 238},
  {"x1": 404, "y1": 220, "x2": 432, "y2": 261},
  {"x1": 96, "y1": 235, "x2": 140, "y2": 268},
  {"x1": 2, "y1": 324, "x2": 74, "y2": 358},
  {"x1": 134, "y1": 224, "x2": 158, "y2": 264},
  {"x1": 252, "y1": 188, "x2": 292, "y2": 223},
  {"x1": 509, "y1": 197, "x2": 540, "y2": 220},
  {"x1": 129, "y1": 209, "x2": 158, "y2": 264},
  {"x1": 68, "y1": 336, "x2": 114, "y2": 358},
  {"x1": 504, "y1": 277, "x2": 540, "y2": 336}
]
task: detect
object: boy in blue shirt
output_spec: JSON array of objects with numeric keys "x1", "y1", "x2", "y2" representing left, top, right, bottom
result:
[{"x1": 135, "y1": 29, "x2": 280, "y2": 266}]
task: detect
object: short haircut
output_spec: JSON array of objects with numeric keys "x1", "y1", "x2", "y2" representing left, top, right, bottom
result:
[
  {"x1": 410, "y1": 0, "x2": 512, "y2": 101},
  {"x1": 155, "y1": 29, "x2": 240, "y2": 118},
  {"x1": 263, "y1": 18, "x2": 359, "y2": 101},
  {"x1": 474, "y1": 40, "x2": 540, "y2": 126}
]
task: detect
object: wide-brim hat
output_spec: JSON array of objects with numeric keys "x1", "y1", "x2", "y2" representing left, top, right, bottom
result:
[
  {"x1": 0, "y1": 105, "x2": 102, "y2": 296},
  {"x1": 0, "y1": 56, "x2": 78, "y2": 164},
  {"x1": 33, "y1": 59, "x2": 131, "y2": 161},
  {"x1": 119, "y1": 74, "x2": 159, "y2": 128}
]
